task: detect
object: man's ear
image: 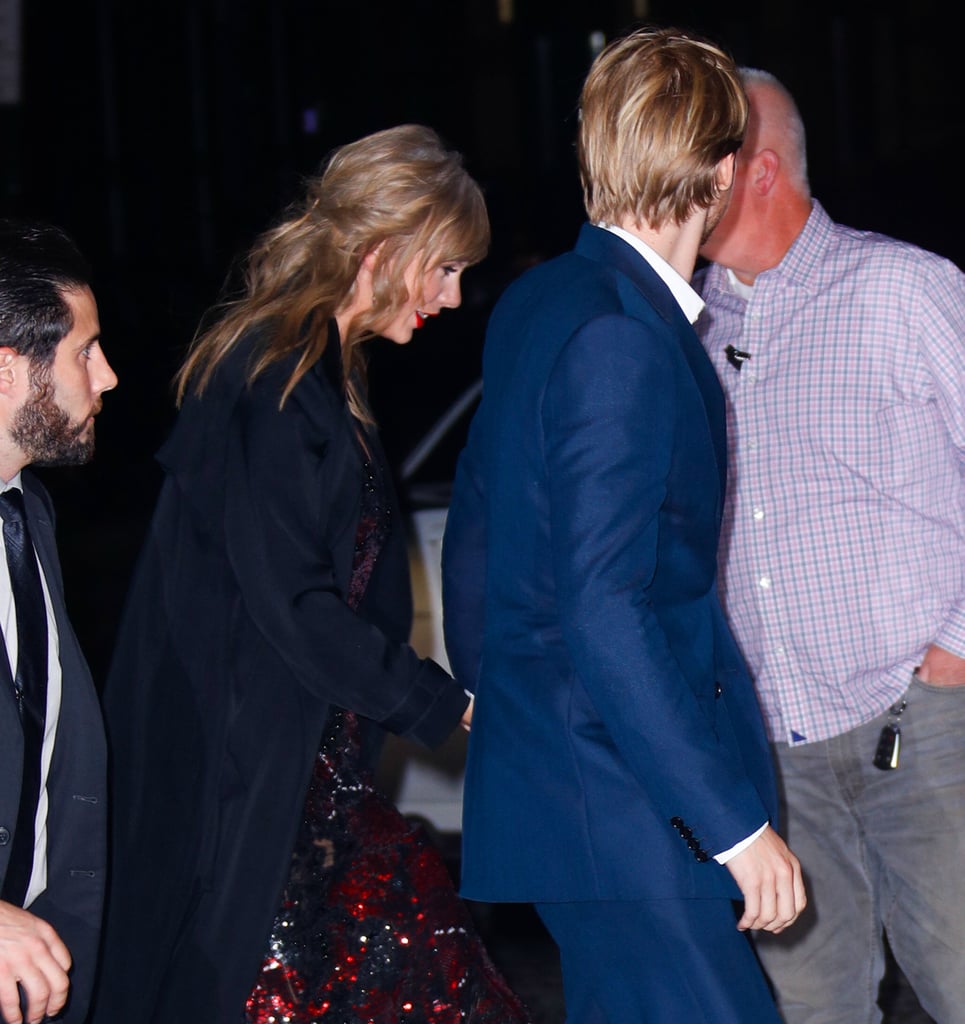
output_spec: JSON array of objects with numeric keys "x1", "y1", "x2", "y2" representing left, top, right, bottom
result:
[
  {"x1": 0, "y1": 349, "x2": 20, "y2": 395},
  {"x1": 748, "y1": 149, "x2": 780, "y2": 196},
  {"x1": 715, "y1": 152, "x2": 737, "y2": 193}
]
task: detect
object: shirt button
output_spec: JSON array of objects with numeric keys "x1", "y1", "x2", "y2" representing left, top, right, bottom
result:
[
  {"x1": 0, "y1": 827, "x2": 9, "y2": 845},
  {"x1": 746, "y1": 438, "x2": 758, "y2": 450},
  {"x1": 759, "y1": 575, "x2": 772, "y2": 589},
  {"x1": 752, "y1": 507, "x2": 765, "y2": 521}
]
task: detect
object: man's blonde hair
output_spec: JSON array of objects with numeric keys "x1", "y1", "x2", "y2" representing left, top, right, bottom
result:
[{"x1": 578, "y1": 27, "x2": 747, "y2": 229}]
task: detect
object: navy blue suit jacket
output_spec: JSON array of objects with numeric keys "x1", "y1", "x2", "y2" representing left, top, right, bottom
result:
[
  {"x1": 442, "y1": 225, "x2": 777, "y2": 903},
  {"x1": 0, "y1": 473, "x2": 107, "y2": 1022}
]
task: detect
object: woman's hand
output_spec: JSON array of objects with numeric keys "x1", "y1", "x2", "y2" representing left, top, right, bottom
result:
[{"x1": 460, "y1": 694, "x2": 474, "y2": 732}]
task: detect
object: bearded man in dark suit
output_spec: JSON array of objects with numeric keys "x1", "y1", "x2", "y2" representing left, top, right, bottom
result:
[{"x1": 0, "y1": 221, "x2": 116, "y2": 1024}]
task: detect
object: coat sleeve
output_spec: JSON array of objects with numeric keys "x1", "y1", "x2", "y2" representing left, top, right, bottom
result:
[
  {"x1": 221, "y1": 373, "x2": 468, "y2": 749},
  {"x1": 441, "y1": 408, "x2": 487, "y2": 693},
  {"x1": 543, "y1": 313, "x2": 768, "y2": 855}
]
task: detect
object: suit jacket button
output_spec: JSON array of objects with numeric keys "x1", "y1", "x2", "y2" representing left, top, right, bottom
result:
[
  {"x1": 0, "y1": 827, "x2": 9, "y2": 845},
  {"x1": 679, "y1": 826, "x2": 693, "y2": 839},
  {"x1": 695, "y1": 850, "x2": 710, "y2": 863},
  {"x1": 670, "y1": 817, "x2": 684, "y2": 829},
  {"x1": 715, "y1": 682, "x2": 723, "y2": 698},
  {"x1": 686, "y1": 838, "x2": 701, "y2": 851}
]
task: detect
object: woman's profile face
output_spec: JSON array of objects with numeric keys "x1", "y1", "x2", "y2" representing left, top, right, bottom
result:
[{"x1": 377, "y1": 257, "x2": 468, "y2": 345}]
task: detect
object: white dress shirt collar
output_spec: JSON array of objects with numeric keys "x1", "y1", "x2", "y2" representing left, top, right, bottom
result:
[{"x1": 600, "y1": 223, "x2": 705, "y2": 325}]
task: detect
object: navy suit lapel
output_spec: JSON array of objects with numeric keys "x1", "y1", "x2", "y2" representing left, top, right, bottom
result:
[
  {"x1": 21, "y1": 483, "x2": 65, "y2": 617},
  {"x1": 20, "y1": 478, "x2": 89, "y2": 727},
  {"x1": 0, "y1": 625, "x2": 17, "y2": 719},
  {"x1": 574, "y1": 224, "x2": 681, "y2": 326},
  {"x1": 573, "y1": 224, "x2": 728, "y2": 498},
  {"x1": 21, "y1": 478, "x2": 100, "y2": 695}
]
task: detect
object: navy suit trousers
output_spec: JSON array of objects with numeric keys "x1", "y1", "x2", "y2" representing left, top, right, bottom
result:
[{"x1": 536, "y1": 898, "x2": 781, "y2": 1023}]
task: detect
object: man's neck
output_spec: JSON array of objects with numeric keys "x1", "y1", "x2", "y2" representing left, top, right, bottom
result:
[
  {"x1": 0, "y1": 445, "x2": 27, "y2": 486},
  {"x1": 729, "y1": 195, "x2": 813, "y2": 285},
  {"x1": 616, "y1": 213, "x2": 704, "y2": 283}
]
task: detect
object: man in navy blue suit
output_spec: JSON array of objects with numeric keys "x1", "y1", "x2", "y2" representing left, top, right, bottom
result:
[
  {"x1": 0, "y1": 222, "x2": 116, "y2": 1024},
  {"x1": 443, "y1": 27, "x2": 805, "y2": 1022}
]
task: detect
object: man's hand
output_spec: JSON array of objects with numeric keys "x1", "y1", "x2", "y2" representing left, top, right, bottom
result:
[
  {"x1": 726, "y1": 825, "x2": 806, "y2": 934},
  {"x1": 0, "y1": 901, "x2": 71, "y2": 1024},
  {"x1": 917, "y1": 644, "x2": 965, "y2": 686}
]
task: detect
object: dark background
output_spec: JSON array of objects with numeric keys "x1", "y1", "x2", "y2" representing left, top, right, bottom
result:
[{"x1": 1, "y1": 0, "x2": 961, "y2": 680}]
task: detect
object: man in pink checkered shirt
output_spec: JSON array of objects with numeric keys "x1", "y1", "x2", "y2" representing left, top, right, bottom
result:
[{"x1": 696, "y1": 68, "x2": 965, "y2": 1024}]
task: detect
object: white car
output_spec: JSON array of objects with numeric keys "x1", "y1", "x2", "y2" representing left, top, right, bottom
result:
[{"x1": 374, "y1": 381, "x2": 482, "y2": 834}]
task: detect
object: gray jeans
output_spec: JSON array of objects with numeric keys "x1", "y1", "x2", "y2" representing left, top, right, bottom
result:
[{"x1": 755, "y1": 676, "x2": 965, "y2": 1024}]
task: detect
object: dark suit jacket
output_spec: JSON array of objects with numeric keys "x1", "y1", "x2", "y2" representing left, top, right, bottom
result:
[
  {"x1": 0, "y1": 473, "x2": 107, "y2": 1023},
  {"x1": 92, "y1": 325, "x2": 468, "y2": 1022},
  {"x1": 442, "y1": 225, "x2": 776, "y2": 903}
]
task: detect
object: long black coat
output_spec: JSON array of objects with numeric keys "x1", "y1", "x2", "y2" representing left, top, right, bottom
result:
[{"x1": 91, "y1": 326, "x2": 468, "y2": 1022}]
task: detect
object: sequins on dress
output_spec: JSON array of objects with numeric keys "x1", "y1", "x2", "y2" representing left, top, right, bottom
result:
[{"x1": 246, "y1": 458, "x2": 530, "y2": 1024}]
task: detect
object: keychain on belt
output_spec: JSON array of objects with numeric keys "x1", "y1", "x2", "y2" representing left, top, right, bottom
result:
[{"x1": 873, "y1": 696, "x2": 908, "y2": 770}]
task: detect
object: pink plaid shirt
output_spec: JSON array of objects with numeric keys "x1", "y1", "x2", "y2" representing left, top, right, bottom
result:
[{"x1": 695, "y1": 202, "x2": 965, "y2": 745}]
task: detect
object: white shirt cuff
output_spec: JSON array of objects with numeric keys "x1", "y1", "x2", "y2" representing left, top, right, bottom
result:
[{"x1": 714, "y1": 821, "x2": 768, "y2": 865}]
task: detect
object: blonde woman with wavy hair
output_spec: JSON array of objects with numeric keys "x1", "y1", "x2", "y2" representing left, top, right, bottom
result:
[
  {"x1": 93, "y1": 125, "x2": 530, "y2": 1024},
  {"x1": 177, "y1": 123, "x2": 489, "y2": 418}
]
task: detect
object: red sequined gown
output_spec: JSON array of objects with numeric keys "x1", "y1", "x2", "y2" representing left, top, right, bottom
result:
[{"x1": 246, "y1": 458, "x2": 530, "y2": 1024}]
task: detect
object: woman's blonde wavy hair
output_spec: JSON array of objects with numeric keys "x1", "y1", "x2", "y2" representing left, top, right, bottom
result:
[{"x1": 175, "y1": 124, "x2": 490, "y2": 422}]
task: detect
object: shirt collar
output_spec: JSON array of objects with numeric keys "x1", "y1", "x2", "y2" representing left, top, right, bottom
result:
[
  {"x1": 600, "y1": 223, "x2": 705, "y2": 324},
  {"x1": 773, "y1": 199, "x2": 833, "y2": 291},
  {"x1": 725, "y1": 268, "x2": 755, "y2": 301},
  {"x1": 701, "y1": 199, "x2": 833, "y2": 301},
  {"x1": 0, "y1": 473, "x2": 24, "y2": 494}
]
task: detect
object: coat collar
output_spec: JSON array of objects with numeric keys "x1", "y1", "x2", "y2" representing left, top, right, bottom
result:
[
  {"x1": 317, "y1": 318, "x2": 346, "y2": 397},
  {"x1": 573, "y1": 223, "x2": 685, "y2": 328}
]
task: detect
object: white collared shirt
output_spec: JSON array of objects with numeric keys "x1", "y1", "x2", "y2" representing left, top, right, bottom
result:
[
  {"x1": 1, "y1": 474, "x2": 63, "y2": 908},
  {"x1": 601, "y1": 223, "x2": 706, "y2": 324}
]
